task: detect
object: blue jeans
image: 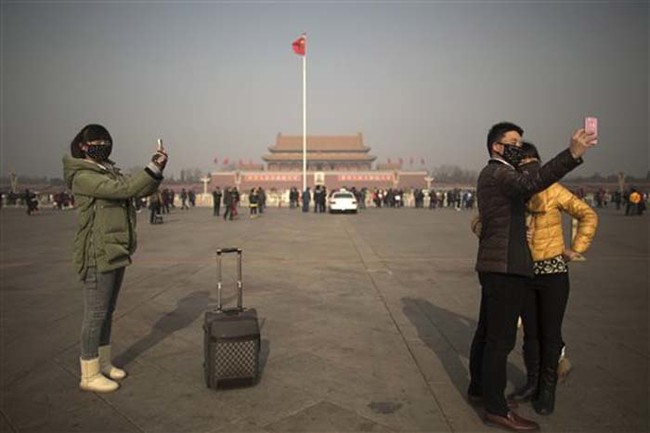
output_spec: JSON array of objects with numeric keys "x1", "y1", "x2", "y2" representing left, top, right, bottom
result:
[{"x1": 80, "y1": 267, "x2": 125, "y2": 360}]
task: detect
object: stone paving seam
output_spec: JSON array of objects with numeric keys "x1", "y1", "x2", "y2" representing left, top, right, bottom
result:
[
  {"x1": 0, "y1": 408, "x2": 19, "y2": 433},
  {"x1": 261, "y1": 399, "x2": 400, "y2": 433},
  {"x1": 616, "y1": 342, "x2": 650, "y2": 360},
  {"x1": 3, "y1": 337, "x2": 81, "y2": 391},
  {"x1": 112, "y1": 263, "x2": 212, "y2": 323},
  {"x1": 343, "y1": 220, "x2": 456, "y2": 433},
  {"x1": 51, "y1": 355, "x2": 147, "y2": 433},
  {"x1": 86, "y1": 393, "x2": 148, "y2": 433},
  {"x1": 120, "y1": 262, "x2": 200, "y2": 286},
  {"x1": 365, "y1": 278, "x2": 457, "y2": 433},
  {"x1": 127, "y1": 349, "x2": 211, "y2": 389}
]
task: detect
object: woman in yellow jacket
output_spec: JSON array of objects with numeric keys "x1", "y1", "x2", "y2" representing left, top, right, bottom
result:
[{"x1": 509, "y1": 142, "x2": 598, "y2": 415}]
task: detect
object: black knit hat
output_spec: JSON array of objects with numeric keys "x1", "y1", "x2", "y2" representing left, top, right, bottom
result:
[{"x1": 70, "y1": 124, "x2": 112, "y2": 158}]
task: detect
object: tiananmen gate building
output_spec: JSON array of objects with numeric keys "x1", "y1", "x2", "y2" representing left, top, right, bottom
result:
[{"x1": 210, "y1": 133, "x2": 428, "y2": 191}]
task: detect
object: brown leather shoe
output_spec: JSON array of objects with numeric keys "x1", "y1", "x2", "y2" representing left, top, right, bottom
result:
[
  {"x1": 484, "y1": 410, "x2": 540, "y2": 432},
  {"x1": 467, "y1": 394, "x2": 518, "y2": 409}
]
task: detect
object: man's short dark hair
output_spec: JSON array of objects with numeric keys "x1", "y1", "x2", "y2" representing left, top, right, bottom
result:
[{"x1": 486, "y1": 122, "x2": 524, "y2": 155}]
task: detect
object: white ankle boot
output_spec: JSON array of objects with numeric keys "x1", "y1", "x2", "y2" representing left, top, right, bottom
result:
[
  {"x1": 98, "y1": 345, "x2": 127, "y2": 380},
  {"x1": 80, "y1": 358, "x2": 119, "y2": 392}
]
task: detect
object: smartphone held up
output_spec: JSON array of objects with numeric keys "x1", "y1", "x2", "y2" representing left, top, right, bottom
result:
[
  {"x1": 151, "y1": 138, "x2": 168, "y2": 171},
  {"x1": 584, "y1": 117, "x2": 598, "y2": 145}
]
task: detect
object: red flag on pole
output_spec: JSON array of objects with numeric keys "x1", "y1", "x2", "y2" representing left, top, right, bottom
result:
[{"x1": 292, "y1": 34, "x2": 306, "y2": 56}]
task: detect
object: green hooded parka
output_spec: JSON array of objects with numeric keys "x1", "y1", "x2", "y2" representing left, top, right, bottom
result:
[{"x1": 63, "y1": 156, "x2": 162, "y2": 279}]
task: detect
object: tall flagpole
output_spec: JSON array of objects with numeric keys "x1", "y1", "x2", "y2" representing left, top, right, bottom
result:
[{"x1": 302, "y1": 40, "x2": 307, "y2": 192}]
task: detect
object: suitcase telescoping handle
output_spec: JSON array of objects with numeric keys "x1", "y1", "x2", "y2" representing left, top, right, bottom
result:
[{"x1": 216, "y1": 248, "x2": 243, "y2": 312}]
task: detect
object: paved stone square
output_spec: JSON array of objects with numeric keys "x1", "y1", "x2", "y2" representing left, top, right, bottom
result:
[{"x1": 0, "y1": 205, "x2": 647, "y2": 433}]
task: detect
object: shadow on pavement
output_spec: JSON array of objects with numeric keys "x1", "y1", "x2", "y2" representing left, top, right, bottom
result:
[
  {"x1": 115, "y1": 290, "x2": 270, "y2": 381},
  {"x1": 115, "y1": 290, "x2": 218, "y2": 366},
  {"x1": 401, "y1": 297, "x2": 525, "y2": 403}
]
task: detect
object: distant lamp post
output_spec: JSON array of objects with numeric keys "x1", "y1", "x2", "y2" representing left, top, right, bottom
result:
[
  {"x1": 424, "y1": 175, "x2": 434, "y2": 190},
  {"x1": 10, "y1": 170, "x2": 18, "y2": 193},
  {"x1": 392, "y1": 170, "x2": 400, "y2": 188},
  {"x1": 200, "y1": 175, "x2": 211, "y2": 195}
]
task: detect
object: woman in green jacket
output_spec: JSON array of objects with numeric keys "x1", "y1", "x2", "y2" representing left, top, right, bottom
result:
[{"x1": 63, "y1": 124, "x2": 168, "y2": 393}]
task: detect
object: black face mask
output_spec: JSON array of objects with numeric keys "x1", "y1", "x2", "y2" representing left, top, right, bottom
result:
[
  {"x1": 85, "y1": 144, "x2": 112, "y2": 162},
  {"x1": 500, "y1": 144, "x2": 524, "y2": 167}
]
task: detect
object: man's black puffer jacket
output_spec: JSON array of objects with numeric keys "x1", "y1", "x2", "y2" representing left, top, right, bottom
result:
[{"x1": 475, "y1": 149, "x2": 581, "y2": 278}]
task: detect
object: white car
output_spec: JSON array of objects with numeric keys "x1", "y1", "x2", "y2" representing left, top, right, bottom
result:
[{"x1": 329, "y1": 190, "x2": 358, "y2": 214}]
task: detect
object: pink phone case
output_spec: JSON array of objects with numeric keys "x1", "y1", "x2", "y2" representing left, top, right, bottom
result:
[{"x1": 585, "y1": 117, "x2": 598, "y2": 143}]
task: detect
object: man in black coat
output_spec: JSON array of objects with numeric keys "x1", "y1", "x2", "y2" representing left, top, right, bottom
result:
[
  {"x1": 302, "y1": 188, "x2": 311, "y2": 213},
  {"x1": 212, "y1": 187, "x2": 223, "y2": 217},
  {"x1": 468, "y1": 122, "x2": 597, "y2": 432},
  {"x1": 223, "y1": 187, "x2": 233, "y2": 221}
]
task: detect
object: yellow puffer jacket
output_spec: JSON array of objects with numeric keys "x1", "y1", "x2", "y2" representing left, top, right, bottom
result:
[{"x1": 527, "y1": 183, "x2": 598, "y2": 261}]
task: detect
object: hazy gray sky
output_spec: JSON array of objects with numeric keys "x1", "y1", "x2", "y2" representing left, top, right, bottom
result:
[{"x1": 2, "y1": 1, "x2": 648, "y2": 179}]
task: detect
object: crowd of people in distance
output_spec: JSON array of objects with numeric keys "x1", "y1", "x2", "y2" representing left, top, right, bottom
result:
[
  {"x1": 0, "y1": 189, "x2": 41, "y2": 214},
  {"x1": 571, "y1": 187, "x2": 646, "y2": 216},
  {"x1": 128, "y1": 182, "x2": 645, "y2": 230},
  {"x1": 2, "y1": 185, "x2": 648, "y2": 218}
]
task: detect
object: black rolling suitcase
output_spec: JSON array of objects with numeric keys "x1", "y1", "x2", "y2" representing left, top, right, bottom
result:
[{"x1": 203, "y1": 248, "x2": 260, "y2": 389}]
